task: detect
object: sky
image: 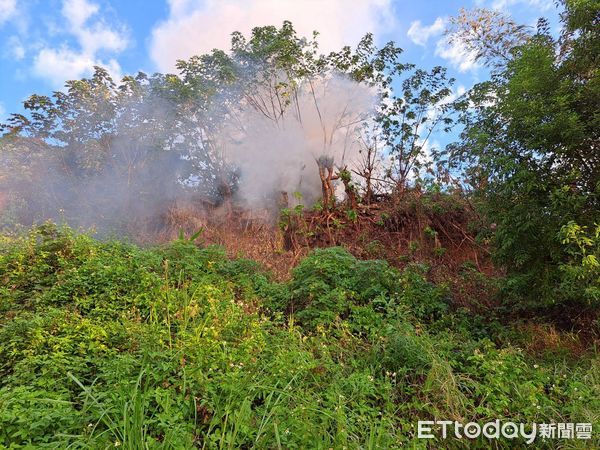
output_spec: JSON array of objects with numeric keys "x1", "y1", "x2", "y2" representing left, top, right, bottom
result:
[{"x1": 0, "y1": 0, "x2": 560, "y2": 123}]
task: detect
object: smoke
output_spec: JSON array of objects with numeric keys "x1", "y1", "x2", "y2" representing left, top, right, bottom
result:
[
  {"x1": 223, "y1": 74, "x2": 376, "y2": 209},
  {"x1": 0, "y1": 68, "x2": 377, "y2": 236}
]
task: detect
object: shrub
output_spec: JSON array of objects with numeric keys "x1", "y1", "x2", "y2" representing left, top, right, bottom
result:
[{"x1": 287, "y1": 247, "x2": 403, "y2": 329}]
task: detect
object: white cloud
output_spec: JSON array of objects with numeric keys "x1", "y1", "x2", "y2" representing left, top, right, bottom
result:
[
  {"x1": 150, "y1": 0, "x2": 396, "y2": 72},
  {"x1": 405, "y1": 17, "x2": 482, "y2": 73},
  {"x1": 407, "y1": 17, "x2": 445, "y2": 47},
  {"x1": 62, "y1": 0, "x2": 98, "y2": 28},
  {"x1": 444, "y1": 84, "x2": 467, "y2": 104},
  {"x1": 419, "y1": 138, "x2": 442, "y2": 167},
  {"x1": 7, "y1": 35, "x2": 25, "y2": 60},
  {"x1": 0, "y1": 102, "x2": 5, "y2": 121},
  {"x1": 0, "y1": 0, "x2": 16, "y2": 26},
  {"x1": 435, "y1": 37, "x2": 480, "y2": 73},
  {"x1": 62, "y1": 0, "x2": 127, "y2": 54},
  {"x1": 426, "y1": 84, "x2": 467, "y2": 121},
  {"x1": 33, "y1": 46, "x2": 124, "y2": 86},
  {"x1": 490, "y1": 0, "x2": 555, "y2": 11},
  {"x1": 32, "y1": 0, "x2": 128, "y2": 87}
]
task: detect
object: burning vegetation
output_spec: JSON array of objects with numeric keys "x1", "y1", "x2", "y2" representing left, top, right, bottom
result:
[{"x1": 0, "y1": 22, "x2": 457, "y2": 242}]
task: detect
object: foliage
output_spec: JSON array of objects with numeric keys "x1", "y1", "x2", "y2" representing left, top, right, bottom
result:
[
  {"x1": 0, "y1": 225, "x2": 597, "y2": 448},
  {"x1": 559, "y1": 221, "x2": 600, "y2": 305},
  {"x1": 379, "y1": 66, "x2": 457, "y2": 189},
  {"x1": 0, "y1": 225, "x2": 598, "y2": 447},
  {"x1": 0, "y1": 19, "x2": 466, "y2": 233},
  {"x1": 446, "y1": 7, "x2": 531, "y2": 71},
  {"x1": 0, "y1": 5, "x2": 599, "y2": 446},
  {"x1": 450, "y1": 0, "x2": 600, "y2": 309}
]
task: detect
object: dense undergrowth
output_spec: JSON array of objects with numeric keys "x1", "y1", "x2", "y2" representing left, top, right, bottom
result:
[{"x1": 0, "y1": 224, "x2": 598, "y2": 448}]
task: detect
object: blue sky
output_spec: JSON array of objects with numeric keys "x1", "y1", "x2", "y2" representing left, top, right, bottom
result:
[{"x1": 0, "y1": 0, "x2": 560, "y2": 123}]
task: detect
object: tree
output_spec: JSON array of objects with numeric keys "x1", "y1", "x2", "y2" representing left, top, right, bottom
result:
[
  {"x1": 379, "y1": 66, "x2": 457, "y2": 192},
  {"x1": 445, "y1": 7, "x2": 531, "y2": 71},
  {"x1": 1, "y1": 20, "x2": 463, "y2": 232},
  {"x1": 0, "y1": 67, "x2": 187, "y2": 231},
  {"x1": 203, "y1": 24, "x2": 397, "y2": 210},
  {"x1": 450, "y1": 0, "x2": 600, "y2": 310}
]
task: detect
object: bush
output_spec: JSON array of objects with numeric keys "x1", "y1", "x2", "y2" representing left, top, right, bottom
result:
[
  {"x1": 0, "y1": 226, "x2": 598, "y2": 448},
  {"x1": 286, "y1": 247, "x2": 403, "y2": 329}
]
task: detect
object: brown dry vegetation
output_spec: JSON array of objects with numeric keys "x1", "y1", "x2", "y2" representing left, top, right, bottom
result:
[
  {"x1": 514, "y1": 323, "x2": 589, "y2": 358},
  {"x1": 140, "y1": 189, "x2": 502, "y2": 310},
  {"x1": 124, "y1": 189, "x2": 598, "y2": 357}
]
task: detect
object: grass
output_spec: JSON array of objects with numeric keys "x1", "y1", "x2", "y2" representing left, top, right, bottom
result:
[{"x1": 0, "y1": 223, "x2": 598, "y2": 448}]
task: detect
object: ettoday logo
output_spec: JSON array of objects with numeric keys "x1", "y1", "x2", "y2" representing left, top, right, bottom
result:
[{"x1": 417, "y1": 420, "x2": 593, "y2": 444}]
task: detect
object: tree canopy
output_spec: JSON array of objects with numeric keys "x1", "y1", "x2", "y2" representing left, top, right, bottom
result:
[{"x1": 450, "y1": 0, "x2": 599, "y2": 309}]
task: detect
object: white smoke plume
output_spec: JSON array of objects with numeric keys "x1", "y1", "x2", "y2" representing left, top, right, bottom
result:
[
  {"x1": 223, "y1": 74, "x2": 376, "y2": 209},
  {"x1": 0, "y1": 70, "x2": 378, "y2": 235}
]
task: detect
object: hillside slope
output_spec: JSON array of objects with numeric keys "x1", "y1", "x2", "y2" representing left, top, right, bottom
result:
[{"x1": 0, "y1": 224, "x2": 598, "y2": 448}]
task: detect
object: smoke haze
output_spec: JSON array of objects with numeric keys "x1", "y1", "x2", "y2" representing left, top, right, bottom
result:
[
  {"x1": 0, "y1": 70, "x2": 377, "y2": 235},
  {"x1": 225, "y1": 75, "x2": 376, "y2": 209}
]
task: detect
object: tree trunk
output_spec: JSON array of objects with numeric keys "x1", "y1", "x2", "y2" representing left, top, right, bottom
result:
[
  {"x1": 318, "y1": 166, "x2": 333, "y2": 210},
  {"x1": 343, "y1": 180, "x2": 358, "y2": 210},
  {"x1": 317, "y1": 156, "x2": 337, "y2": 211},
  {"x1": 339, "y1": 168, "x2": 358, "y2": 210},
  {"x1": 218, "y1": 175, "x2": 233, "y2": 218},
  {"x1": 364, "y1": 171, "x2": 373, "y2": 205}
]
